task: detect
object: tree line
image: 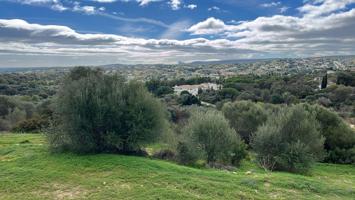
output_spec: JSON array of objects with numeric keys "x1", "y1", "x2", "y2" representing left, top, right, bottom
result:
[{"x1": 46, "y1": 67, "x2": 355, "y2": 174}]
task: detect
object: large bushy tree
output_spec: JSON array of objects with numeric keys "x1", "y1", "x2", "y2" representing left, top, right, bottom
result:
[
  {"x1": 222, "y1": 101, "x2": 268, "y2": 144},
  {"x1": 303, "y1": 104, "x2": 355, "y2": 164},
  {"x1": 337, "y1": 71, "x2": 355, "y2": 87},
  {"x1": 48, "y1": 67, "x2": 168, "y2": 154},
  {"x1": 252, "y1": 105, "x2": 324, "y2": 173},
  {"x1": 178, "y1": 108, "x2": 246, "y2": 166}
]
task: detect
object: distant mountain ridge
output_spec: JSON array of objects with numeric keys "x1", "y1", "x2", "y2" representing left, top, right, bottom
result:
[
  {"x1": 0, "y1": 55, "x2": 354, "y2": 73},
  {"x1": 187, "y1": 58, "x2": 272, "y2": 65}
]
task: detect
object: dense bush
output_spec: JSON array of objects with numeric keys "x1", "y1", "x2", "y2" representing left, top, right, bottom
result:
[
  {"x1": 178, "y1": 91, "x2": 201, "y2": 106},
  {"x1": 252, "y1": 105, "x2": 324, "y2": 173},
  {"x1": 177, "y1": 109, "x2": 246, "y2": 166},
  {"x1": 0, "y1": 96, "x2": 15, "y2": 117},
  {"x1": 222, "y1": 101, "x2": 267, "y2": 144},
  {"x1": 167, "y1": 105, "x2": 190, "y2": 124},
  {"x1": 0, "y1": 72, "x2": 60, "y2": 97},
  {"x1": 12, "y1": 116, "x2": 47, "y2": 133},
  {"x1": 48, "y1": 67, "x2": 168, "y2": 154},
  {"x1": 337, "y1": 71, "x2": 355, "y2": 87},
  {"x1": 0, "y1": 95, "x2": 47, "y2": 132},
  {"x1": 152, "y1": 149, "x2": 176, "y2": 161},
  {"x1": 0, "y1": 107, "x2": 26, "y2": 131},
  {"x1": 303, "y1": 104, "x2": 355, "y2": 164},
  {"x1": 176, "y1": 141, "x2": 200, "y2": 165},
  {"x1": 329, "y1": 85, "x2": 353, "y2": 105},
  {"x1": 326, "y1": 147, "x2": 355, "y2": 164},
  {"x1": 218, "y1": 88, "x2": 239, "y2": 101},
  {"x1": 146, "y1": 79, "x2": 174, "y2": 97}
]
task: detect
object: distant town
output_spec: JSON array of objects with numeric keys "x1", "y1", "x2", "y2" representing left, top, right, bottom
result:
[{"x1": 1, "y1": 56, "x2": 354, "y2": 82}]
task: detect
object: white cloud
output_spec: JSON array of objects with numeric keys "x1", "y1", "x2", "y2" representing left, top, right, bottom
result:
[
  {"x1": 51, "y1": 3, "x2": 67, "y2": 11},
  {"x1": 261, "y1": 1, "x2": 281, "y2": 8},
  {"x1": 188, "y1": 17, "x2": 226, "y2": 35},
  {"x1": 187, "y1": 0, "x2": 355, "y2": 56},
  {"x1": 8, "y1": 0, "x2": 69, "y2": 11},
  {"x1": 279, "y1": 6, "x2": 289, "y2": 13},
  {"x1": 160, "y1": 20, "x2": 191, "y2": 39},
  {"x1": 90, "y1": 0, "x2": 161, "y2": 5},
  {"x1": 91, "y1": 0, "x2": 118, "y2": 3},
  {"x1": 99, "y1": 12, "x2": 169, "y2": 27},
  {"x1": 1, "y1": 0, "x2": 355, "y2": 66},
  {"x1": 185, "y1": 4, "x2": 197, "y2": 10},
  {"x1": 299, "y1": 0, "x2": 355, "y2": 17},
  {"x1": 0, "y1": 19, "x2": 259, "y2": 66},
  {"x1": 208, "y1": 6, "x2": 220, "y2": 11},
  {"x1": 73, "y1": 2, "x2": 97, "y2": 15},
  {"x1": 135, "y1": 0, "x2": 159, "y2": 6},
  {"x1": 7, "y1": 0, "x2": 169, "y2": 27},
  {"x1": 18, "y1": 0, "x2": 58, "y2": 4},
  {"x1": 169, "y1": 0, "x2": 181, "y2": 10}
]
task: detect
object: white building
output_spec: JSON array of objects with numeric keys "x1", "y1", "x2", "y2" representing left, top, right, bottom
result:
[{"x1": 173, "y1": 83, "x2": 221, "y2": 96}]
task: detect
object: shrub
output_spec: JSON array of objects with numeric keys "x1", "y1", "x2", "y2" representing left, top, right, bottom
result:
[
  {"x1": 178, "y1": 92, "x2": 201, "y2": 106},
  {"x1": 176, "y1": 141, "x2": 200, "y2": 165},
  {"x1": 0, "y1": 119, "x2": 11, "y2": 131},
  {"x1": 222, "y1": 101, "x2": 267, "y2": 144},
  {"x1": 5, "y1": 108, "x2": 26, "y2": 128},
  {"x1": 152, "y1": 149, "x2": 176, "y2": 161},
  {"x1": 218, "y1": 88, "x2": 239, "y2": 100},
  {"x1": 303, "y1": 104, "x2": 355, "y2": 164},
  {"x1": 329, "y1": 85, "x2": 353, "y2": 105},
  {"x1": 326, "y1": 147, "x2": 355, "y2": 164},
  {"x1": 0, "y1": 96, "x2": 15, "y2": 117},
  {"x1": 12, "y1": 116, "x2": 47, "y2": 133},
  {"x1": 271, "y1": 94, "x2": 284, "y2": 104},
  {"x1": 337, "y1": 71, "x2": 355, "y2": 87},
  {"x1": 177, "y1": 109, "x2": 246, "y2": 166},
  {"x1": 48, "y1": 67, "x2": 168, "y2": 154},
  {"x1": 252, "y1": 105, "x2": 324, "y2": 173}
]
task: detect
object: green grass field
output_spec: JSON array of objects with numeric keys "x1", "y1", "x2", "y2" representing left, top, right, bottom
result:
[{"x1": 0, "y1": 134, "x2": 354, "y2": 200}]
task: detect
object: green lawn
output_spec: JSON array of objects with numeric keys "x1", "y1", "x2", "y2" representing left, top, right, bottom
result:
[{"x1": 0, "y1": 134, "x2": 354, "y2": 200}]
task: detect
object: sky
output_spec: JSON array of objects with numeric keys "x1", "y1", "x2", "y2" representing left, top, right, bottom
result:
[{"x1": 0, "y1": 0, "x2": 354, "y2": 67}]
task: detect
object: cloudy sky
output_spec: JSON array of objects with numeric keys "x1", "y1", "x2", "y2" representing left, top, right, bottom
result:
[{"x1": 0, "y1": 0, "x2": 354, "y2": 67}]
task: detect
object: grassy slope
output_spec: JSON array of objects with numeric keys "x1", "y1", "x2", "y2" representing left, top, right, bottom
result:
[{"x1": 0, "y1": 134, "x2": 354, "y2": 200}]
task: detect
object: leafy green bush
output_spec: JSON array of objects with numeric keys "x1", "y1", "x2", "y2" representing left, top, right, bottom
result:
[
  {"x1": 152, "y1": 149, "x2": 176, "y2": 161},
  {"x1": 0, "y1": 95, "x2": 42, "y2": 131},
  {"x1": 178, "y1": 92, "x2": 201, "y2": 106},
  {"x1": 48, "y1": 67, "x2": 168, "y2": 154},
  {"x1": 0, "y1": 120, "x2": 11, "y2": 131},
  {"x1": 176, "y1": 141, "x2": 200, "y2": 165},
  {"x1": 177, "y1": 109, "x2": 246, "y2": 166},
  {"x1": 303, "y1": 104, "x2": 355, "y2": 164},
  {"x1": 326, "y1": 147, "x2": 355, "y2": 164},
  {"x1": 252, "y1": 105, "x2": 324, "y2": 173},
  {"x1": 0, "y1": 96, "x2": 15, "y2": 117},
  {"x1": 222, "y1": 101, "x2": 267, "y2": 144},
  {"x1": 337, "y1": 71, "x2": 355, "y2": 87},
  {"x1": 12, "y1": 116, "x2": 47, "y2": 133},
  {"x1": 218, "y1": 88, "x2": 239, "y2": 101}
]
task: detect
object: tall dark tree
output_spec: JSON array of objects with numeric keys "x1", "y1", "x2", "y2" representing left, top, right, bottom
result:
[{"x1": 321, "y1": 73, "x2": 328, "y2": 89}]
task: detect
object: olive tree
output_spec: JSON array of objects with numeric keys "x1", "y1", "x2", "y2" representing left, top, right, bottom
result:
[
  {"x1": 303, "y1": 104, "x2": 355, "y2": 164},
  {"x1": 222, "y1": 101, "x2": 267, "y2": 144},
  {"x1": 48, "y1": 67, "x2": 168, "y2": 154},
  {"x1": 252, "y1": 105, "x2": 324, "y2": 173},
  {"x1": 178, "y1": 108, "x2": 246, "y2": 166}
]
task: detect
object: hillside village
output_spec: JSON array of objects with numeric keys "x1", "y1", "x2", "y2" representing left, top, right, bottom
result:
[{"x1": 95, "y1": 56, "x2": 355, "y2": 82}]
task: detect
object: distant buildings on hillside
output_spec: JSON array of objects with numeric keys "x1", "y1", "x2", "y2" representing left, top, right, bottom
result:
[{"x1": 173, "y1": 83, "x2": 221, "y2": 96}]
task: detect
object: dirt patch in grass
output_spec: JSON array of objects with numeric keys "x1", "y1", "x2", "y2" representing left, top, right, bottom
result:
[{"x1": 38, "y1": 183, "x2": 90, "y2": 200}]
